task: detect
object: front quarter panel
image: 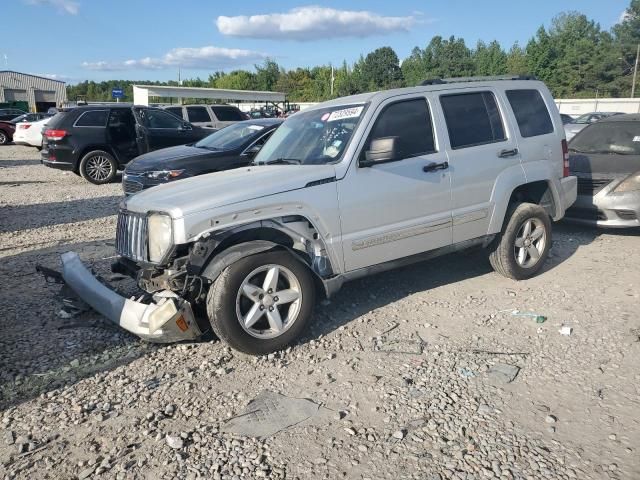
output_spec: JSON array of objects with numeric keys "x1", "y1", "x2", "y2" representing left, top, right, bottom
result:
[{"x1": 172, "y1": 179, "x2": 344, "y2": 274}]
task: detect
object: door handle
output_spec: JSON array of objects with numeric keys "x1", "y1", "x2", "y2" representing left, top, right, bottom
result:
[
  {"x1": 423, "y1": 161, "x2": 449, "y2": 173},
  {"x1": 498, "y1": 148, "x2": 519, "y2": 158}
]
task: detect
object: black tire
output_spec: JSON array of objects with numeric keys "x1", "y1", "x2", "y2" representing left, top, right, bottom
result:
[
  {"x1": 0, "y1": 131, "x2": 9, "y2": 145},
  {"x1": 488, "y1": 202, "x2": 552, "y2": 280},
  {"x1": 206, "y1": 250, "x2": 316, "y2": 355},
  {"x1": 79, "y1": 150, "x2": 117, "y2": 184}
]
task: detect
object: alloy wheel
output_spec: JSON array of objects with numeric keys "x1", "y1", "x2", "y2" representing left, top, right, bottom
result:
[
  {"x1": 513, "y1": 218, "x2": 547, "y2": 268},
  {"x1": 86, "y1": 155, "x2": 113, "y2": 181},
  {"x1": 235, "y1": 264, "x2": 302, "y2": 339}
]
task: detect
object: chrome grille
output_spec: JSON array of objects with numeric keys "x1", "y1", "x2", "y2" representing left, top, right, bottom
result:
[
  {"x1": 123, "y1": 178, "x2": 144, "y2": 195},
  {"x1": 116, "y1": 211, "x2": 147, "y2": 262}
]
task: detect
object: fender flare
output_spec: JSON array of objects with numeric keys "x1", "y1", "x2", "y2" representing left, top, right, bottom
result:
[{"x1": 199, "y1": 240, "x2": 331, "y2": 298}]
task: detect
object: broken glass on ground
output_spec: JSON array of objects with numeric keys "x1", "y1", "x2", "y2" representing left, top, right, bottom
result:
[
  {"x1": 222, "y1": 391, "x2": 326, "y2": 438},
  {"x1": 372, "y1": 332, "x2": 425, "y2": 354},
  {"x1": 487, "y1": 363, "x2": 521, "y2": 384}
]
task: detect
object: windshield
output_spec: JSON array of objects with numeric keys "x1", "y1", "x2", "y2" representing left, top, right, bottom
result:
[
  {"x1": 570, "y1": 122, "x2": 640, "y2": 155},
  {"x1": 253, "y1": 104, "x2": 367, "y2": 165},
  {"x1": 10, "y1": 114, "x2": 27, "y2": 123},
  {"x1": 194, "y1": 122, "x2": 269, "y2": 150}
]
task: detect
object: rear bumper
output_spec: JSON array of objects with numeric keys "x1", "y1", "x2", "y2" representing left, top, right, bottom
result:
[
  {"x1": 60, "y1": 252, "x2": 202, "y2": 343},
  {"x1": 42, "y1": 159, "x2": 74, "y2": 170}
]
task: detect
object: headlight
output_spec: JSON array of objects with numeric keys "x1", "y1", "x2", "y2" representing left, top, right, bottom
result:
[
  {"x1": 147, "y1": 213, "x2": 173, "y2": 263},
  {"x1": 145, "y1": 170, "x2": 185, "y2": 180},
  {"x1": 614, "y1": 173, "x2": 640, "y2": 193}
]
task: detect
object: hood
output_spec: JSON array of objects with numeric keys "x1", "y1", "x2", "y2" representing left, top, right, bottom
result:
[
  {"x1": 124, "y1": 164, "x2": 337, "y2": 218},
  {"x1": 126, "y1": 145, "x2": 215, "y2": 172}
]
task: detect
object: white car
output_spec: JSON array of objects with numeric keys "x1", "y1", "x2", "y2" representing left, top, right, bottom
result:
[{"x1": 13, "y1": 117, "x2": 50, "y2": 148}]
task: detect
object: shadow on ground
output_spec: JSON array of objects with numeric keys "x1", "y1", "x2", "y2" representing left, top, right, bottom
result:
[{"x1": 0, "y1": 196, "x2": 121, "y2": 233}]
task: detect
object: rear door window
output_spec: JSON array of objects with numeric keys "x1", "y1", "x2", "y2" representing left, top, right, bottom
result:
[
  {"x1": 165, "y1": 107, "x2": 184, "y2": 119},
  {"x1": 212, "y1": 106, "x2": 244, "y2": 121},
  {"x1": 145, "y1": 109, "x2": 183, "y2": 129},
  {"x1": 74, "y1": 110, "x2": 108, "y2": 127},
  {"x1": 186, "y1": 106, "x2": 212, "y2": 123},
  {"x1": 440, "y1": 91, "x2": 506, "y2": 149},
  {"x1": 506, "y1": 89, "x2": 554, "y2": 138},
  {"x1": 367, "y1": 98, "x2": 436, "y2": 158}
]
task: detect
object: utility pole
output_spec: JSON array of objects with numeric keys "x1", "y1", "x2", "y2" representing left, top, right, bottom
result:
[
  {"x1": 330, "y1": 66, "x2": 335, "y2": 96},
  {"x1": 632, "y1": 44, "x2": 639, "y2": 98}
]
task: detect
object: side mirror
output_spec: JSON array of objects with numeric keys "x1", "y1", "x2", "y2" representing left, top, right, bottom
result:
[
  {"x1": 179, "y1": 122, "x2": 192, "y2": 131},
  {"x1": 244, "y1": 144, "x2": 262, "y2": 157},
  {"x1": 360, "y1": 137, "x2": 399, "y2": 167}
]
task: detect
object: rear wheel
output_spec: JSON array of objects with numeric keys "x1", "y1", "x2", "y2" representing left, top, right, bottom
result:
[
  {"x1": 79, "y1": 150, "x2": 117, "y2": 184},
  {"x1": 488, "y1": 203, "x2": 551, "y2": 280},
  {"x1": 0, "y1": 131, "x2": 8, "y2": 145},
  {"x1": 206, "y1": 250, "x2": 316, "y2": 355}
]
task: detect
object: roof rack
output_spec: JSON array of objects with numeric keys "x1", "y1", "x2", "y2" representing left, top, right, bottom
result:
[{"x1": 420, "y1": 75, "x2": 537, "y2": 86}]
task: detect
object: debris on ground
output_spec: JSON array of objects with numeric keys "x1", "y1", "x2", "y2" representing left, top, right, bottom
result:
[
  {"x1": 458, "y1": 367, "x2": 476, "y2": 378},
  {"x1": 510, "y1": 310, "x2": 547, "y2": 323},
  {"x1": 559, "y1": 325, "x2": 573, "y2": 335},
  {"x1": 222, "y1": 391, "x2": 325, "y2": 438},
  {"x1": 487, "y1": 363, "x2": 521, "y2": 384}
]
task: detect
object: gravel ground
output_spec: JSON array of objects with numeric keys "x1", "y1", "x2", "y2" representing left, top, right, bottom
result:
[{"x1": 1, "y1": 144, "x2": 639, "y2": 480}]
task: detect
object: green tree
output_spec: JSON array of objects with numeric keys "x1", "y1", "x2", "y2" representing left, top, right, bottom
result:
[
  {"x1": 474, "y1": 40, "x2": 508, "y2": 76},
  {"x1": 360, "y1": 47, "x2": 404, "y2": 91},
  {"x1": 506, "y1": 43, "x2": 529, "y2": 75},
  {"x1": 254, "y1": 59, "x2": 281, "y2": 91},
  {"x1": 214, "y1": 70, "x2": 257, "y2": 90}
]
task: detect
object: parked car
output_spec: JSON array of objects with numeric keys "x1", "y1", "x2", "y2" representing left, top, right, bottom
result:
[
  {"x1": 41, "y1": 105, "x2": 210, "y2": 184},
  {"x1": 9, "y1": 112, "x2": 52, "y2": 124},
  {"x1": 564, "y1": 112, "x2": 623, "y2": 141},
  {"x1": 13, "y1": 117, "x2": 51, "y2": 149},
  {"x1": 560, "y1": 113, "x2": 574, "y2": 125},
  {"x1": 123, "y1": 118, "x2": 282, "y2": 195},
  {"x1": 161, "y1": 104, "x2": 246, "y2": 129},
  {"x1": 57, "y1": 77, "x2": 577, "y2": 354},
  {"x1": 566, "y1": 114, "x2": 640, "y2": 227},
  {"x1": 0, "y1": 108, "x2": 26, "y2": 121},
  {"x1": 0, "y1": 121, "x2": 15, "y2": 144}
]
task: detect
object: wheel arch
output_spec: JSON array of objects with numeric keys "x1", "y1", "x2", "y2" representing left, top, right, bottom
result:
[{"x1": 489, "y1": 179, "x2": 557, "y2": 233}]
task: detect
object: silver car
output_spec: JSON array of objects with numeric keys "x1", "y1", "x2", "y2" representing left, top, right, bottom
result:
[
  {"x1": 564, "y1": 112, "x2": 623, "y2": 141},
  {"x1": 566, "y1": 114, "x2": 640, "y2": 227}
]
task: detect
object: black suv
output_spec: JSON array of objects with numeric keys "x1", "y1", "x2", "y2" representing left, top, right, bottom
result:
[{"x1": 41, "y1": 105, "x2": 209, "y2": 184}]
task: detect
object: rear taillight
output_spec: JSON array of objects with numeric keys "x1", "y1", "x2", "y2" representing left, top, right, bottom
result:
[
  {"x1": 561, "y1": 139, "x2": 570, "y2": 177},
  {"x1": 45, "y1": 129, "x2": 68, "y2": 141},
  {"x1": 19, "y1": 124, "x2": 31, "y2": 130}
]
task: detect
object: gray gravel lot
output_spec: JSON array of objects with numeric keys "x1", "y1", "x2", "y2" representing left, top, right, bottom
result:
[{"x1": 1, "y1": 144, "x2": 639, "y2": 479}]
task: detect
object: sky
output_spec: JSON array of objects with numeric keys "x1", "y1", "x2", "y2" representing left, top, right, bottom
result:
[{"x1": 3, "y1": 0, "x2": 631, "y2": 84}]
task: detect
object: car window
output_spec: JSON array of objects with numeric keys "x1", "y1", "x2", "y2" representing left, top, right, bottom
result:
[
  {"x1": 195, "y1": 122, "x2": 271, "y2": 150},
  {"x1": 212, "y1": 106, "x2": 244, "y2": 122},
  {"x1": 570, "y1": 122, "x2": 640, "y2": 155},
  {"x1": 74, "y1": 110, "x2": 108, "y2": 127},
  {"x1": 108, "y1": 109, "x2": 135, "y2": 128},
  {"x1": 187, "y1": 106, "x2": 212, "y2": 123},
  {"x1": 145, "y1": 109, "x2": 183, "y2": 129},
  {"x1": 506, "y1": 89, "x2": 554, "y2": 138},
  {"x1": 165, "y1": 107, "x2": 184, "y2": 119},
  {"x1": 441, "y1": 91, "x2": 506, "y2": 149},
  {"x1": 366, "y1": 98, "x2": 436, "y2": 158}
]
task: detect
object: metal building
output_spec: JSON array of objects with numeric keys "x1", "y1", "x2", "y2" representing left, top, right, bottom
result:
[{"x1": 0, "y1": 71, "x2": 67, "y2": 112}]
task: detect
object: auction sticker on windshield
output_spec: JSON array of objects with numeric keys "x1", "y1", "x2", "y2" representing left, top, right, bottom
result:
[{"x1": 327, "y1": 106, "x2": 364, "y2": 122}]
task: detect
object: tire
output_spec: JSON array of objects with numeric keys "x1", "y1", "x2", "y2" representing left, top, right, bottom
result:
[
  {"x1": 0, "y1": 131, "x2": 8, "y2": 145},
  {"x1": 488, "y1": 202, "x2": 552, "y2": 280},
  {"x1": 207, "y1": 250, "x2": 316, "y2": 355},
  {"x1": 79, "y1": 150, "x2": 117, "y2": 184}
]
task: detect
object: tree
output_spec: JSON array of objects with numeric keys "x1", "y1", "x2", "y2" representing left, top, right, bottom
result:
[
  {"x1": 214, "y1": 70, "x2": 257, "y2": 91},
  {"x1": 474, "y1": 41, "x2": 508, "y2": 76},
  {"x1": 254, "y1": 59, "x2": 281, "y2": 91},
  {"x1": 506, "y1": 43, "x2": 529, "y2": 75},
  {"x1": 360, "y1": 47, "x2": 404, "y2": 91}
]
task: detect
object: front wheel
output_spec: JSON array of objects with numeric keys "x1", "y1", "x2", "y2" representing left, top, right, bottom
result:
[
  {"x1": 206, "y1": 250, "x2": 316, "y2": 355},
  {"x1": 79, "y1": 150, "x2": 117, "y2": 184},
  {"x1": 488, "y1": 203, "x2": 551, "y2": 280},
  {"x1": 0, "y1": 131, "x2": 9, "y2": 145}
]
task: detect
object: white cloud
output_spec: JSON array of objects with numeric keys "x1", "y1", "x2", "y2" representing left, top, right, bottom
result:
[
  {"x1": 618, "y1": 9, "x2": 631, "y2": 24},
  {"x1": 24, "y1": 0, "x2": 79, "y2": 15},
  {"x1": 82, "y1": 46, "x2": 267, "y2": 71},
  {"x1": 216, "y1": 6, "x2": 419, "y2": 41}
]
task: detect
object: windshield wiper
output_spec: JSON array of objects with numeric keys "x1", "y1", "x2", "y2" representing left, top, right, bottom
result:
[{"x1": 255, "y1": 158, "x2": 302, "y2": 165}]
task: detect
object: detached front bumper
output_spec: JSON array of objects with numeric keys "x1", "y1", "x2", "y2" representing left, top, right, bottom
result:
[{"x1": 60, "y1": 252, "x2": 202, "y2": 343}]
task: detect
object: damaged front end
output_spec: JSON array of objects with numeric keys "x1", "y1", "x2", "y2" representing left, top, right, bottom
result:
[{"x1": 56, "y1": 252, "x2": 201, "y2": 343}]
